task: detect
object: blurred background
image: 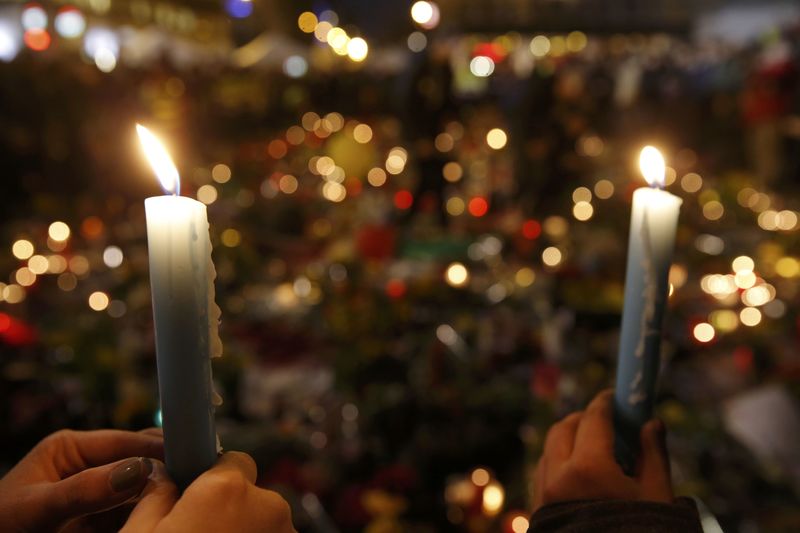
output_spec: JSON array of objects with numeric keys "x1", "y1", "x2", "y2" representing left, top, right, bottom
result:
[{"x1": 1, "y1": 0, "x2": 800, "y2": 531}]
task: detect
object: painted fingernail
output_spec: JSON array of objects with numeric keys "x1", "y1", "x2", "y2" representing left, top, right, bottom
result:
[{"x1": 110, "y1": 458, "x2": 147, "y2": 492}]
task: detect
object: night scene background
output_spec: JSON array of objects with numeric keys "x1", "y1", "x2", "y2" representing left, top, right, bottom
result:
[{"x1": 1, "y1": 0, "x2": 800, "y2": 531}]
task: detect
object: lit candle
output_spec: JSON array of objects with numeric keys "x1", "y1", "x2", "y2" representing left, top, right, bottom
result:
[
  {"x1": 137, "y1": 125, "x2": 223, "y2": 489},
  {"x1": 614, "y1": 146, "x2": 682, "y2": 474}
]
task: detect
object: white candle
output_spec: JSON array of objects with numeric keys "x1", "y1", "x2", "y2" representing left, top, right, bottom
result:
[
  {"x1": 137, "y1": 125, "x2": 222, "y2": 489},
  {"x1": 614, "y1": 146, "x2": 682, "y2": 474}
]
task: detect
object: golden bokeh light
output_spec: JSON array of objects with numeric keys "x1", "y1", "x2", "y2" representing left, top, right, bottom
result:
[
  {"x1": 367, "y1": 168, "x2": 387, "y2": 187},
  {"x1": 12, "y1": 239, "x2": 34, "y2": 260},
  {"x1": 211, "y1": 163, "x2": 231, "y2": 183},
  {"x1": 445, "y1": 262, "x2": 469, "y2": 287},
  {"x1": 693, "y1": 322, "x2": 715, "y2": 343},
  {"x1": 279, "y1": 174, "x2": 298, "y2": 194},
  {"x1": 297, "y1": 11, "x2": 317, "y2": 33},
  {"x1": 197, "y1": 184, "x2": 218, "y2": 205},
  {"x1": 471, "y1": 468, "x2": 490, "y2": 487},
  {"x1": 572, "y1": 201, "x2": 594, "y2": 221},
  {"x1": 486, "y1": 128, "x2": 507, "y2": 150},
  {"x1": 542, "y1": 246, "x2": 562, "y2": 267},
  {"x1": 740, "y1": 307, "x2": 762, "y2": 327},
  {"x1": 353, "y1": 123, "x2": 373, "y2": 143},
  {"x1": 88, "y1": 291, "x2": 109, "y2": 311},
  {"x1": 445, "y1": 197, "x2": 465, "y2": 216},
  {"x1": 442, "y1": 162, "x2": 463, "y2": 182},
  {"x1": 28, "y1": 254, "x2": 49, "y2": 274},
  {"x1": 48, "y1": 221, "x2": 71, "y2": 242},
  {"x1": 572, "y1": 187, "x2": 592, "y2": 203}
]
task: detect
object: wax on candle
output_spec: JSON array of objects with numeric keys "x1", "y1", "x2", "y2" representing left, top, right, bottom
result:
[
  {"x1": 614, "y1": 147, "x2": 682, "y2": 474},
  {"x1": 138, "y1": 125, "x2": 222, "y2": 489}
]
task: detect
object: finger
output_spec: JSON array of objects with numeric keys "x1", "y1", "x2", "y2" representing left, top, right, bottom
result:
[
  {"x1": 636, "y1": 419, "x2": 673, "y2": 502},
  {"x1": 532, "y1": 458, "x2": 546, "y2": 511},
  {"x1": 121, "y1": 460, "x2": 179, "y2": 533},
  {"x1": 41, "y1": 430, "x2": 164, "y2": 478},
  {"x1": 543, "y1": 412, "x2": 582, "y2": 465},
  {"x1": 138, "y1": 427, "x2": 164, "y2": 438},
  {"x1": 573, "y1": 389, "x2": 614, "y2": 455},
  {"x1": 33, "y1": 457, "x2": 152, "y2": 527},
  {"x1": 210, "y1": 451, "x2": 258, "y2": 484}
]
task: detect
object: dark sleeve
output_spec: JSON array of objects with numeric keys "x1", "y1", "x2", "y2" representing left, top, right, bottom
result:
[{"x1": 528, "y1": 497, "x2": 704, "y2": 533}]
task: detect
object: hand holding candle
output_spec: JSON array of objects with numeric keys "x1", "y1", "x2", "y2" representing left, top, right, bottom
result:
[
  {"x1": 138, "y1": 125, "x2": 223, "y2": 489},
  {"x1": 614, "y1": 147, "x2": 682, "y2": 475}
]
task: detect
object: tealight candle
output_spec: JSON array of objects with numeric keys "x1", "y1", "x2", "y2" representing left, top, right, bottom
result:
[
  {"x1": 614, "y1": 146, "x2": 682, "y2": 474},
  {"x1": 137, "y1": 125, "x2": 222, "y2": 489}
]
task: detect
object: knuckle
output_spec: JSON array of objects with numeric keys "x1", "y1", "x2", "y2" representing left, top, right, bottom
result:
[
  {"x1": 262, "y1": 491, "x2": 293, "y2": 527},
  {"x1": 568, "y1": 456, "x2": 596, "y2": 482},
  {"x1": 196, "y1": 471, "x2": 250, "y2": 500}
]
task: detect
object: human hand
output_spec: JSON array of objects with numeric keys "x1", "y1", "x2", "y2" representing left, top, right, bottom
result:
[
  {"x1": 121, "y1": 451, "x2": 296, "y2": 533},
  {"x1": 0, "y1": 428, "x2": 164, "y2": 532},
  {"x1": 532, "y1": 390, "x2": 673, "y2": 511}
]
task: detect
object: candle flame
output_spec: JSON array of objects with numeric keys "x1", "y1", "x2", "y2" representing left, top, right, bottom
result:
[
  {"x1": 639, "y1": 146, "x2": 665, "y2": 188},
  {"x1": 136, "y1": 124, "x2": 180, "y2": 195}
]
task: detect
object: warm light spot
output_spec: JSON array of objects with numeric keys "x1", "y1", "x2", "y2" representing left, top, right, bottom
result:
[
  {"x1": 321, "y1": 181, "x2": 345, "y2": 202},
  {"x1": 103, "y1": 245, "x2": 124, "y2": 268},
  {"x1": 742, "y1": 284, "x2": 773, "y2": 307},
  {"x1": 136, "y1": 125, "x2": 180, "y2": 194},
  {"x1": 410, "y1": 1, "x2": 436, "y2": 26},
  {"x1": 486, "y1": 128, "x2": 507, "y2": 149},
  {"x1": 57, "y1": 272, "x2": 77, "y2": 291},
  {"x1": 515, "y1": 267, "x2": 536, "y2": 287},
  {"x1": 693, "y1": 322, "x2": 715, "y2": 343},
  {"x1": 12, "y1": 239, "x2": 34, "y2": 260},
  {"x1": 468, "y1": 197, "x2": 489, "y2": 217},
  {"x1": 572, "y1": 187, "x2": 592, "y2": 203},
  {"x1": 445, "y1": 262, "x2": 469, "y2": 287},
  {"x1": 267, "y1": 139, "x2": 288, "y2": 159},
  {"x1": 702, "y1": 200, "x2": 724, "y2": 221},
  {"x1": 566, "y1": 31, "x2": 588, "y2": 52},
  {"x1": 668, "y1": 283, "x2": 674, "y2": 297},
  {"x1": 639, "y1": 146, "x2": 665, "y2": 188},
  {"x1": 311, "y1": 19, "x2": 331, "y2": 41},
  {"x1": 511, "y1": 516, "x2": 530, "y2": 533},
  {"x1": 88, "y1": 291, "x2": 109, "y2": 311},
  {"x1": 732, "y1": 256, "x2": 754, "y2": 273},
  {"x1": 279, "y1": 174, "x2": 298, "y2": 194},
  {"x1": 302, "y1": 112, "x2": 320, "y2": 130},
  {"x1": 297, "y1": 11, "x2": 317, "y2": 33},
  {"x1": 24, "y1": 28, "x2": 51, "y2": 51},
  {"x1": 740, "y1": 307, "x2": 762, "y2": 327},
  {"x1": 385, "y1": 278, "x2": 406, "y2": 298},
  {"x1": 286, "y1": 125, "x2": 305, "y2": 145},
  {"x1": 734, "y1": 270, "x2": 756, "y2": 289},
  {"x1": 353, "y1": 123, "x2": 373, "y2": 143},
  {"x1": 446, "y1": 197, "x2": 465, "y2": 216},
  {"x1": 48, "y1": 221, "x2": 71, "y2": 242},
  {"x1": 394, "y1": 190, "x2": 413, "y2": 210},
  {"x1": 522, "y1": 220, "x2": 541, "y2": 240},
  {"x1": 221, "y1": 228, "x2": 241, "y2": 247},
  {"x1": 28, "y1": 255, "x2": 48, "y2": 274},
  {"x1": 15, "y1": 267, "x2": 36, "y2": 287},
  {"x1": 775, "y1": 257, "x2": 800, "y2": 278},
  {"x1": 778, "y1": 210, "x2": 798, "y2": 231},
  {"x1": 694, "y1": 234, "x2": 724, "y2": 255},
  {"x1": 680, "y1": 173, "x2": 702, "y2": 193},
  {"x1": 443, "y1": 162, "x2": 463, "y2": 182},
  {"x1": 197, "y1": 184, "x2": 218, "y2": 205},
  {"x1": 347, "y1": 37, "x2": 368, "y2": 62},
  {"x1": 3, "y1": 284, "x2": 25, "y2": 303},
  {"x1": 542, "y1": 247, "x2": 562, "y2": 267},
  {"x1": 757, "y1": 210, "x2": 779, "y2": 231},
  {"x1": 482, "y1": 482, "x2": 505, "y2": 516},
  {"x1": 435, "y1": 133, "x2": 454, "y2": 152},
  {"x1": 572, "y1": 201, "x2": 593, "y2": 221},
  {"x1": 211, "y1": 163, "x2": 231, "y2": 183},
  {"x1": 543, "y1": 216, "x2": 568, "y2": 238},
  {"x1": 471, "y1": 468, "x2": 490, "y2": 487},
  {"x1": 327, "y1": 27, "x2": 350, "y2": 55},
  {"x1": 69, "y1": 256, "x2": 90, "y2": 276},
  {"x1": 386, "y1": 154, "x2": 406, "y2": 175},
  {"x1": 470, "y1": 55, "x2": 495, "y2": 77},
  {"x1": 367, "y1": 168, "x2": 387, "y2": 187},
  {"x1": 710, "y1": 310, "x2": 738, "y2": 332},
  {"x1": 529, "y1": 35, "x2": 550, "y2": 57}
]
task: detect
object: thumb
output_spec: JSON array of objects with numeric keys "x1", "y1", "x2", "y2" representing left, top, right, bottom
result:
[
  {"x1": 35, "y1": 457, "x2": 152, "y2": 525},
  {"x1": 636, "y1": 419, "x2": 673, "y2": 502},
  {"x1": 121, "y1": 460, "x2": 179, "y2": 533}
]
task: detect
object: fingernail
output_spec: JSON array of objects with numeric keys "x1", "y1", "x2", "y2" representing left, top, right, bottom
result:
[{"x1": 110, "y1": 458, "x2": 147, "y2": 492}]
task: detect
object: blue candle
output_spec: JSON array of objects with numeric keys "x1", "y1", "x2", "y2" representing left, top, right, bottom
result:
[
  {"x1": 614, "y1": 147, "x2": 682, "y2": 474},
  {"x1": 138, "y1": 125, "x2": 223, "y2": 489}
]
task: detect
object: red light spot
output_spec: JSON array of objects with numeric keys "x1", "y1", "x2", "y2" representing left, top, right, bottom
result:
[
  {"x1": 468, "y1": 197, "x2": 488, "y2": 217},
  {"x1": 24, "y1": 29, "x2": 51, "y2": 51},
  {"x1": 394, "y1": 190, "x2": 413, "y2": 210},
  {"x1": 0, "y1": 314, "x2": 10, "y2": 332},
  {"x1": 522, "y1": 219, "x2": 541, "y2": 239},
  {"x1": 386, "y1": 279, "x2": 406, "y2": 298},
  {"x1": 732, "y1": 346, "x2": 754, "y2": 374}
]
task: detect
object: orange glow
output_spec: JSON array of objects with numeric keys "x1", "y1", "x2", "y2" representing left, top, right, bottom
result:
[
  {"x1": 468, "y1": 197, "x2": 489, "y2": 217},
  {"x1": 24, "y1": 29, "x2": 51, "y2": 51}
]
